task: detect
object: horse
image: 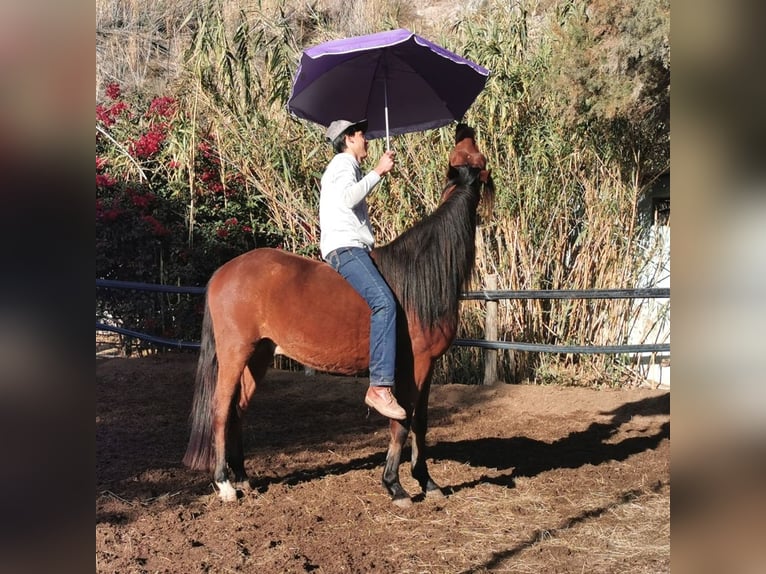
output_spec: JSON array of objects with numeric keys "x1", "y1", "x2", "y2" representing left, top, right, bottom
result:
[{"x1": 183, "y1": 125, "x2": 495, "y2": 506}]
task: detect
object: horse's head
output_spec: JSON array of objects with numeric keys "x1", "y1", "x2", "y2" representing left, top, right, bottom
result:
[
  {"x1": 447, "y1": 123, "x2": 491, "y2": 184},
  {"x1": 441, "y1": 123, "x2": 495, "y2": 212}
]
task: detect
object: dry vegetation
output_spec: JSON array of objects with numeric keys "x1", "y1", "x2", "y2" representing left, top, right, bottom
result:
[{"x1": 96, "y1": 0, "x2": 670, "y2": 384}]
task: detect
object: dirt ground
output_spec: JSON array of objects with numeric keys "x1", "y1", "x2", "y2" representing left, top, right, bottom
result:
[{"x1": 96, "y1": 353, "x2": 670, "y2": 573}]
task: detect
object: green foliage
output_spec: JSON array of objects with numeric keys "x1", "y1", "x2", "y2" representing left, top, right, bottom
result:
[{"x1": 544, "y1": 0, "x2": 670, "y2": 176}]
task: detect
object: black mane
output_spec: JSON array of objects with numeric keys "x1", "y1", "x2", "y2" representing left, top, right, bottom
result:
[{"x1": 373, "y1": 165, "x2": 484, "y2": 330}]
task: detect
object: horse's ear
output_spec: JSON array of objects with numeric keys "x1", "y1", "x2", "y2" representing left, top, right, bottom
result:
[{"x1": 454, "y1": 123, "x2": 475, "y2": 144}]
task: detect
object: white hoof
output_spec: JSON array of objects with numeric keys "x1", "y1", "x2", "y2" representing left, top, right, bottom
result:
[{"x1": 216, "y1": 480, "x2": 238, "y2": 502}]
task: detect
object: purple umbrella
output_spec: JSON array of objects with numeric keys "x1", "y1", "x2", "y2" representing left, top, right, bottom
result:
[{"x1": 287, "y1": 28, "x2": 489, "y2": 148}]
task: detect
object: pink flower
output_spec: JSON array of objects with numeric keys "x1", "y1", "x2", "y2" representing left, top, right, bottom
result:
[
  {"x1": 96, "y1": 104, "x2": 113, "y2": 126},
  {"x1": 242, "y1": 225, "x2": 253, "y2": 233},
  {"x1": 147, "y1": 96, "x2": 176, "y2": 118},
  {"x1": 196, "y1": 141, "x2": 219, "y2": 164},
  {"x1": 199, "y1": 170, "x2": 217, "y2": 182},
  {"x1": 96, "y1": 173, "x2": 116, "y2": 187},
  {"x1": 216, "y1": 227, "x2": 229, "y2": 238},
  {"x1": 129, "y1": 125, "x2": 166, "y2": 159},
  {"x1": 96, "y1": 101, "x2": 129, "y2": 127},
  {"x1": 102, "y1": 208, "x2": 122, "y2": 222},
  {"x1": 130, "y1": 192, "x2": 153, "y2": 210},
  {"x1": 110, "y1": 101, "x2": 129, "y2": 116},
  {"x1": 105, "y1": 82, "x2": 121, "y2": 100},
  {"x1": 224, "y1": 217, "x2": 238, "y2": 226},
  {"x1": 142, "y1": 215, "x2": 169, "y2": 236}
]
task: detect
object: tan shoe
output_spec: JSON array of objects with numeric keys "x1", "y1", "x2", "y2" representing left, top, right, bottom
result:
[{"x1": 365, "y1": 386, "x2": 406, "y2": 420}]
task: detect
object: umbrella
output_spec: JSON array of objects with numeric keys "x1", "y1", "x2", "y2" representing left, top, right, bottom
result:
[{"x1": 287, "y1": 28, "x2": 489, "y2": 149}]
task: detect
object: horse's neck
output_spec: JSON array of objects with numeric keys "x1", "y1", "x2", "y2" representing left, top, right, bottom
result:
[{"x1": 374, "y1": 181, "x2": 480, "y2": 329}]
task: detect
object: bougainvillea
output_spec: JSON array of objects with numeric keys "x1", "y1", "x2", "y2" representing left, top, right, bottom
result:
[
  {"x1": 147, "y1": 96, "x2": 176, "y2": 118},
  {"x1": 105, "y1": 82, "x2": 121, "y2": 100},
  {"x1": 129, "y1": 124, "x2": 167, "y2": 159},
  {"x1": 96, "y1": 82, "x2": 283, "y2": 346},
  {"x1": 96, "y1": 101, "x2": 130, "y2": 127}
]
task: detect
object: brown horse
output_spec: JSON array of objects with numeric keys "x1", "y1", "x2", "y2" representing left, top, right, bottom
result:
[{"x1": 183, "y1": 126, "x2": 494, "y2": 505}]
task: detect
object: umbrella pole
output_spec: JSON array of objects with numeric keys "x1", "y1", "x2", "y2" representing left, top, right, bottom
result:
[{"x1": 384, "y1": 76, "x2": 390, "y2": 151}]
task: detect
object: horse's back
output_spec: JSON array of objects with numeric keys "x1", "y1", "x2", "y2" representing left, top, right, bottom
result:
[
  {"x1": 208, "y1": 248, "x2": 341, "y2": 313},
  {"x1": 206, "y1": 248, "x2": 370, "y2": 373}
]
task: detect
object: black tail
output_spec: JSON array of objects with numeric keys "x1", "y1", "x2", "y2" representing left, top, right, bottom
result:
[{"x1": 182, "y1": 295, "x2": 218, "y2": 471}]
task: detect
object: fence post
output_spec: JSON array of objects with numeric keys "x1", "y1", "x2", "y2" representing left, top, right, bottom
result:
[{"x1": 483, "y1": 274, "x2": 498, "y2": 385}]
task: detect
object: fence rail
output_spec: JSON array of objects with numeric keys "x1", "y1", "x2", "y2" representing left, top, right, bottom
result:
[
  {"x1": 460, "y1": 288, "x2": 669, "y2": 301},
  {"x1": 453, "y1": 339, "x2": 668, "y2": 354},
  {"x1": 96, "y1": 278, "x2": 206, "y2": 295},
  {"x1": 96, "y1": 279, "x2": 670, "y2": 357},
  {"x1": 96, "y1": 321, "x2": 201, "y2": 350}
]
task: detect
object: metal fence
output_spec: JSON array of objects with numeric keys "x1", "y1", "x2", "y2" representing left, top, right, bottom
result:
[
  {"x1": 454, "y1": 287, "x2": 670, "y2": 353},
  {"x1": 96, "y1": 278, "x2": 670, "y2": 356}
]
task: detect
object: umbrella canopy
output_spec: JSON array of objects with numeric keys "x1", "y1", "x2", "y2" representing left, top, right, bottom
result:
[{"x1": 287, "y1": 28, "x2": 489, "y2": 146}]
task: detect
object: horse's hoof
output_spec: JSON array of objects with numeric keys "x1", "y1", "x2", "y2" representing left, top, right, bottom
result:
[
  {"x1": 426, "y1": 488, "x2": 445, "y2": 499},
  {"x1": 233, "y1": 480, "x2": 252, "y2": 492},
  {"x1": 216, "y1": 480, "x2": 238, "y2": 502},
  {"x1": 392, "y1": 496, "x2": 413, "y2": 508}
]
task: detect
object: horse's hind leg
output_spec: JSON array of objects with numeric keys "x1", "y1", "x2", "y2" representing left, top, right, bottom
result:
[
  {"x1": 225, "y1": 340, "x2": 275, "y2": 492},
  {"x1": 211, "y1": 343, "x2": 254, "y2": 502},
  {"x1": 225, "y1": 400, "x2": 247, "y2": 488}
]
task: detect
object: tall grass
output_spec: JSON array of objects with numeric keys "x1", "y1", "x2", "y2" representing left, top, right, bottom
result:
[{"x1": 96, "y1": 0, "x2": 669, "y2": 385}]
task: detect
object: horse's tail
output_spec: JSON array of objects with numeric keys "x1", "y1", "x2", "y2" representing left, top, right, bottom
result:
[{"x1": 182, "y1": 294, "x2": 218, "y2": 471}]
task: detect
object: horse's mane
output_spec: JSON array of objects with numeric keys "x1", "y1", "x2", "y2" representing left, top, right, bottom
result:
[{"x1": 373, "y1": 165, "x2": 484, "y2": 330}]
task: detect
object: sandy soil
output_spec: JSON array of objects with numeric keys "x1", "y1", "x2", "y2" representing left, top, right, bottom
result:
[{"x1": 96, "y1": 353, "x2": 669, "y2": 573}]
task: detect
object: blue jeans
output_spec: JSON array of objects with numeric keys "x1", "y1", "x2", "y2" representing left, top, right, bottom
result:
[{"x1": 325, "y1": 247, "x2": 396, "y2": 387}]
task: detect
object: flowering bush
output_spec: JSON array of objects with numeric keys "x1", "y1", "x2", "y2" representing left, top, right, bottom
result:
[{"x1": 96, "y1": 82, "x2": 282, "y2": 346}]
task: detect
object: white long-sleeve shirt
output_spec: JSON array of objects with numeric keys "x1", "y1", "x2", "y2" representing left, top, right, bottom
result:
[{"x1": 319, "y1": 152, "x2": 382, "y2": 259}]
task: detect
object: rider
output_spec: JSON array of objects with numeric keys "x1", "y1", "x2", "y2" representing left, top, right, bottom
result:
[{"x1": 319, "y1": 119, "x2": 406, "y2": 420}]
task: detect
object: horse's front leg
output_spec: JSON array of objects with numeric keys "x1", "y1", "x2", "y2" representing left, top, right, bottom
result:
[
  {"x1": 382, "y1": 419, "x2": 411, "y2": 507},
  {"x1": 411, "y1": 379, "x2": 444, "y2": 498}
]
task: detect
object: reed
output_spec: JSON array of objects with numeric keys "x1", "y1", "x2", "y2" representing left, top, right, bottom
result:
[{"x1": 96, "y1": 0, "x2": 669, "y2": 385}]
